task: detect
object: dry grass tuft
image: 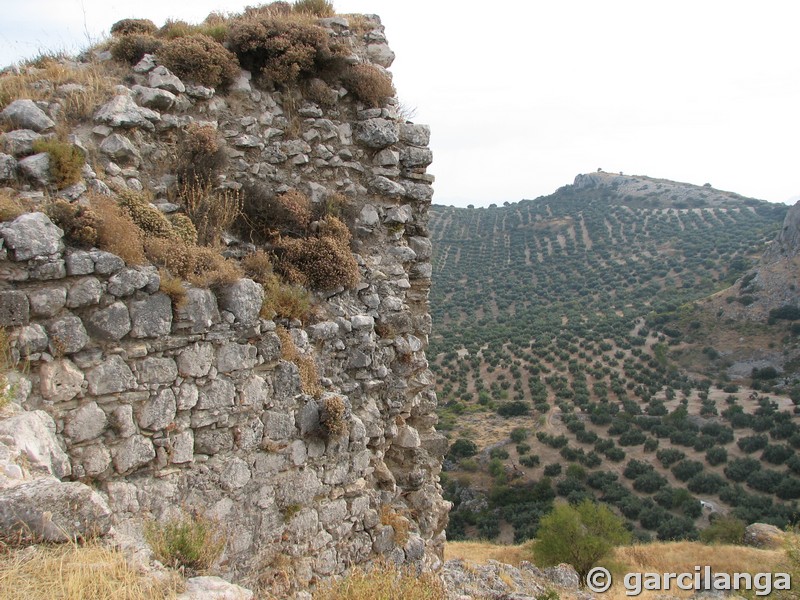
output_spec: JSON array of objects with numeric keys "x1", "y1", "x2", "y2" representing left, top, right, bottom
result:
[
  {"x1": 321, "y1": 395, "x2": 348, "y2": 437},
  {"x1": 613, "y1": 540, "x2": 784, "y2": 577},
  {"x1": 312, "y1": 560, "x2": 446, "y2": 600},
  {"x1": 92, "y1": 195, "x2": 147, "y2": 265},
  {"x1": 277, "y1": 326, "x2": 321, "y2": 397},
  {"x1": 144, "y1": 238, "x2": 243, "y2": 289},
  {"x1": 31, "y1": 138, "x2": 84, "y2": 188},
  {"x1": 0, "y1": 59, "x2": 117, "y2": 122},
  {"x1": 0, "y1": 327, "x2": 14, "y2": 409},
  {"x1": 380, "y1": 505, "x2": 410, "y2": 546},
  {"x1": 445, "y1": 540, "x2": 533, "y2": 567},
  {"x1": 0, "y1": 192, "x2": 25, "y2": 222},
  {"x1": 179, "y1": 181, "x2": 242, "y2": 246},
  {"x1": 0, "y1": 540, "x2": 180, "y2": 600},
  {"x1": 158, "y1": 269, "x2": 187, "y2": 308},
  {"x1": 242, "y1": 250, "x2": 312, "y2": 322},
  {"x1": 292, "y1": 0, "x2": 335, "y2": 17}
]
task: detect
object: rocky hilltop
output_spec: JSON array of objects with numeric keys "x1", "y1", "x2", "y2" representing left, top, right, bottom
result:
[
  {"x1": 0, "y1": 7, "x2": 447, "y2": 597},
  {"x1": 573, "y1": 170, "x2": 752, "y2": 207}
]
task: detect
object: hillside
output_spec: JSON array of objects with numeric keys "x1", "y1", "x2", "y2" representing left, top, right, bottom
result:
[{"x1": 427, "y1": 173, "x2": 799, "y2": 543}]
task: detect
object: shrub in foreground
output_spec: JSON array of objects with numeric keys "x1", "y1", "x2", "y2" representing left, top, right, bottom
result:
[{"x1": 534, "y1": 499, "x2": 630, "y2": 585}]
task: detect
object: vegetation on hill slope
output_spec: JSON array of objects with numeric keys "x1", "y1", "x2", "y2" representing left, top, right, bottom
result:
[{"x1": 428, "y1": 176, "x2": 798, "y2": 543}]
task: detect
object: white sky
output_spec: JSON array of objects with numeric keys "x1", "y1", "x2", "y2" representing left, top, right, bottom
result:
[{"x1": 1, "y1": 1, "x2": 798, "y2": 207}]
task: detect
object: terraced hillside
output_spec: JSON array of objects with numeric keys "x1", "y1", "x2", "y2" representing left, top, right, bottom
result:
[{"x1": 427, "y1": 173, "x2": 798, "y2": 543}]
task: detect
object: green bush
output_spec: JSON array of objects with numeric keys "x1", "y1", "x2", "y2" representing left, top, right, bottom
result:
[
  {"x1": 448, "y1": 438, "x2": 478, "y2": 459},
  {"x1": 533, "y1": 500, "x2": 630, "y2": 584},
  {"x1": 144, "y1": 513, "x2": 225, "y2": 574},
  {"x1": 700, "y1": 516, "x2": 746, "y2": 544},
  {"x1": 157, "y1": 34, "x2": 240, "y2": 88}
]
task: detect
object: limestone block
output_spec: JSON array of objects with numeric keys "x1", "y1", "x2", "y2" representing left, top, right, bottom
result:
[
  {"x1": 0, "y1": 212, "x2": 64, "y2": 260},
  {"x1": 85, "y1": 301, "x2": 131, "y2": 340},
  {"x1": 0, "y1": 99, "x2": 55, "y2": 131},
  {"x1": 216, "y1": 342, "x2": 257, "y2": 373},
  {"x1": 137, "y1": 356, "x2": 178, "y2": 384},
  {"x1": 176, "y1": 287, "x2": 220, "y2": 333},
  {"x1": 47, "y1": 315, "x2": 88, "y2": 354},
  {"x1": 138, "y1": 388, "x2": 176, "y2": 431},
  {"x1": 87, "y1": 355, "x2": 136, "y2": 395},
  {"x1": 129, "y1": 293, "x2": 172, "y2": 338},
  {"x1": 0, "y1": 410, "x2": 70, "y2": 478},
  {"x1": 0, "y1": 479, "x2": 112, "y2": 542},
  {"x1": 197, "y1": 376, "x2": 235, "y2": 410},
  {"x1": 66, "y1": 277, "x2": 103, "y2": 308},
  {"x1": 177, "y1": 342, "x2": 214, "y2": 377},
  {"x1": 64, "y1": 401, "x2": 108, "y2": 443},
  {"x1": 112, "y1": 435, "x2": 155, "y2": 473},
  {"x1": 28, "y1": 286, "x2": 67, "y2": 317},
  {"x1": 216, "y1": 279, "x2": 263, "y2": 326},
  {"x1": 107, "y1": 267, "x2": 150, "y2": 297},
  {"x1": 39, "y1": 358, "x2": 84, "y2": 403}
]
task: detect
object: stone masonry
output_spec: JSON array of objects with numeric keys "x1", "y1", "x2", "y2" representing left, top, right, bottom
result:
[{"x1": 0, "y1": 13, "x2": 449, "y2": 595}]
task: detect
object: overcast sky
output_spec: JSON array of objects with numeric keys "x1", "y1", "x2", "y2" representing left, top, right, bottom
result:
[{"x1": 1, "y1": 1, "x2": 798, "y2": 207}]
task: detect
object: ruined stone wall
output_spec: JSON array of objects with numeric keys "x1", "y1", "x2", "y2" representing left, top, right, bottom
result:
[{"x1": 0, "y1": 14, "x2": 448, "y2": 594}]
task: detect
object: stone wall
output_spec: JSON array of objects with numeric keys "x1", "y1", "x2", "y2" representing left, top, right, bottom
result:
[{"x1": 0, "y1": 13, "x2": 448, "y2": 595}]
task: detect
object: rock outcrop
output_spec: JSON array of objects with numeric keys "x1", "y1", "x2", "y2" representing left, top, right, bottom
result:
[{"x1": 0, "y1": 12, "x2": 447, "y2": 597}]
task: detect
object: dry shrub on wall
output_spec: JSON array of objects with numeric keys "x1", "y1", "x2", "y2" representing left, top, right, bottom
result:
[
  {"x1": 31, "y1": 138, "x2": 84, "y2": 188},
  {"x1": 226, "y1": 14, "x2": 345, "y2": 86},
  {"x1": 110, "y1": 18, "x2": 158, "y2": 37},
  {"x1": 179, "y1": 181, "x2": 242, "y2": 246},
  {"x1": 342, "y1": 63, "x2": 395, "y2": 108},
  {"x1": 242, "y1": 250, "x2": 312, "y2": 322},
  {"x1": 110, "y1": 34, "x2": 162, "y2": 65},
  {"x1": 239, "y1": 185, "x2": 312, "y2": 240},
  {"x1": 157, "y1": 34, "x2": 240, "y2": 88},
  {"x1": 45, "y1": 195, "x2": 147, "y2": 265},
  {"x1": 168, "y1": 213, "x2": 198, "y2": 245},
  {"x1": 46, "y1": 199, "x2": 100, "y2": 248},
  {"x1": 275, "y1": 216, "x2": 359, "y2": 291},
  {"x1": 144, "y1": 237, "x2": 242, "y2": 288},
  {"x1": 0, "y1": 193, "x2": 26, "y2": 222},
  {"x1": 117, "y1": 190, "x2": 175, "y2": 239},
  {"x1": 92, "y1": 195, "x2": 147, "y2": 265},
  {"x1": 177, "y1": 123, "x2": 227, "y2": 187},
  {"x1": 304, "y1": 77, "x2": 338, "y2": 107}
]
